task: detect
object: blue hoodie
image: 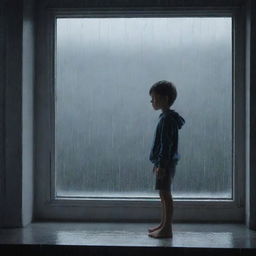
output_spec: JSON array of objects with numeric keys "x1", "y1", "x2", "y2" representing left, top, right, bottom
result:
[{"x1": 149, "y1": 109, "x2": 185, "y2": 168}]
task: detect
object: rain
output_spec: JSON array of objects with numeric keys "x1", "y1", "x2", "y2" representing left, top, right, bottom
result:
[{"x1": 55, "y1": 17, "x2": 232, "y2": 199}]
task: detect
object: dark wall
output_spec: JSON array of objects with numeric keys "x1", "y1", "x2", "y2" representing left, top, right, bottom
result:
[
  {"x1": 0, "y1": 0, "x2": 5, "y2": 226},
  {"x1": 1, "y1": 0, "x2": 23, "y2": 227},
  {"x1": 248, "y1": 0, "x2": 256, "y2": 229},
  {"x1": 40, "y1": 0, "x2": 245, "y2": 8},
  {"x1": 0, "y1": 0, "x2": 35, "y2": 227}
]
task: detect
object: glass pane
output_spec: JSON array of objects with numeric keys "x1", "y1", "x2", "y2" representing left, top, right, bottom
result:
[{"x1": 55, "y1": 17, "x2": 232, "y2": 199}]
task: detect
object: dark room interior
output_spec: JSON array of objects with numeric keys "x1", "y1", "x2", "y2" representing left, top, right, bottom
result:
[{"x1": 0, "y1": 0, "x2": 256, "y2": 255}]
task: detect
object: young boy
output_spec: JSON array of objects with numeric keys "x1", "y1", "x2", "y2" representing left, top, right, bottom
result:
[{"x1": 148, "y1": 80, "x2": 185, "y2": 238}]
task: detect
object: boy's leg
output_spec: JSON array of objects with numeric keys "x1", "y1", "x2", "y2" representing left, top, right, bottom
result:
[
  {"x1": 148, "y1": 190, "x2": 173, "y2": 238},
  {"x1": 163, "y1": 190, "x2": 173, "y2": 229},
  {"x1": 148, "y1": 191, "x2": 165, "y2": 232}
]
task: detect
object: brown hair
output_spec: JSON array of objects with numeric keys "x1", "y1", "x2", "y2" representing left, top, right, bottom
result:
[{"x1": 149, "y1": 80, "x2": 177, "y2": 107}]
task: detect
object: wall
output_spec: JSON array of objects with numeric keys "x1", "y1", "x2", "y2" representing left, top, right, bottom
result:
[
  {"x1": 2, "y1": 0, "x2": 23, "y2": 227},
  {"x1": 22, "y1": 0, "x2": 35, "y2": 226},
  {"x1": 246, "y1": 0, "x2": 256, "y2": 230},
  {"x1": 0, "y1": 0, "x2": 5, "y2": 226},
  {"x1": 0, "y1": 0, "x2": 35, "y2": 228}
]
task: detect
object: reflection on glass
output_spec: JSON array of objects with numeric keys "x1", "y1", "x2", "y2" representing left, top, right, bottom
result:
[{"x1": 55, "y1": 17, "x2": 232, "y2": 198}]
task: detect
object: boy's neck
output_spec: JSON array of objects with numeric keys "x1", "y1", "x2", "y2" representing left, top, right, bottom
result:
[{"x1": 161, "y1": 107, "x2": 170, "y2": 113}]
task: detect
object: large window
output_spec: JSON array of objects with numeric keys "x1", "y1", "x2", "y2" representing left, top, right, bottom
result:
[
  {"x1": 35, "y1": 6, "x2": 245, "y2": 221},
  {"x1": 55, "y1": 17, "x2": 232, "y2": 199}
]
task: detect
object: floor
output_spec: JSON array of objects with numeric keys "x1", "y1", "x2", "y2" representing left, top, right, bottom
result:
[{"x1": 0, "y1": 222, "x2": 256, "y2": 255}]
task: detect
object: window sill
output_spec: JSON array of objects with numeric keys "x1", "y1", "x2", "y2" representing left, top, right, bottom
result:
[{"x1": 0, "y1": 222, "x2": 255, "y2": 250}]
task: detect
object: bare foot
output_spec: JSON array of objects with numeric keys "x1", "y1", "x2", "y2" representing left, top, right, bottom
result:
[
  {"x1": 148, "y1": 228, "x2": 173, "y2": 239},
  {"x1": 148, "y1": 224, "x2": 162, "y2": 233}
]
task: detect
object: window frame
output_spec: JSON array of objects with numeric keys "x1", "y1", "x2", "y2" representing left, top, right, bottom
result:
[{"x1": 34, "y1": 4, "x2": 246, "y2": 222}]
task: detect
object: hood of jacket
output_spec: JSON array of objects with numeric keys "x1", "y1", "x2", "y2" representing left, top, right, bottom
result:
[{"x1": 166, "y1": 109, "x2": 185, "y2": 129}]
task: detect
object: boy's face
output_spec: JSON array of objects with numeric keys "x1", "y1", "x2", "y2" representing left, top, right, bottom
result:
[{"x1": 150, "y1": 92, "x2": 168, "y2": 110}]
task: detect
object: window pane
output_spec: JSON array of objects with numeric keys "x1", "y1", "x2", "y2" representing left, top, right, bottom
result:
[{"x1": 55, "y1": 17, "x2": 232, "y2": 199}]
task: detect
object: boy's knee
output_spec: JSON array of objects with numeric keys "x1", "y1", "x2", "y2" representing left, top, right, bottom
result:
[{"x1": 160, "y1": 190, "x2": 171, "y2": 198}]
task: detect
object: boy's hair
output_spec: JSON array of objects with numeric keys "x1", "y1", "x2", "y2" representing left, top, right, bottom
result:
[{"x1": 149, "y1": 80, "x2": 177, "y2": 107}]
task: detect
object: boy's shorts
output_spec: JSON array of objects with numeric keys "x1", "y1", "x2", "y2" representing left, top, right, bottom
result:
[{"x1": 154, "y1": 163, "x2": 176, "y2": 191}]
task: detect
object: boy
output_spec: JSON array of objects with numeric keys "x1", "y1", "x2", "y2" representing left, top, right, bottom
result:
[{"x1": 148, "y1": 80, "x2": 185, "y2": 238}]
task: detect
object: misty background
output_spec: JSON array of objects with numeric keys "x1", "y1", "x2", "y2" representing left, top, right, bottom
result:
[{"x1": 55, "y1": 17, "x2": 232, "y2": 198}]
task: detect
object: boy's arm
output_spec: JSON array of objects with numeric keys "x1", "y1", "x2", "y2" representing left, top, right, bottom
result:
[{"x1": 156, "y1": 117, "x2": 174, "y2": 169}]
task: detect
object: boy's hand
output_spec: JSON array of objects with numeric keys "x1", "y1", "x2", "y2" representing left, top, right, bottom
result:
[{"x1": 156, "y1": 167, "x2": 165, "y2": 178}]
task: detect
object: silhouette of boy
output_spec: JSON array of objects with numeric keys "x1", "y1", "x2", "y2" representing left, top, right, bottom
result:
[{"x1": 148, "y1": 80, "x2": 185, "y2": 238}]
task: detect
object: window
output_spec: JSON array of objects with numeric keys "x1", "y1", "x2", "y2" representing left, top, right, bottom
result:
[
  {"x1": 35, "y1": 6, "x2": 245, "y2": 221},
  {"x1": 56, "y1": 17, "x2": 232, "y2": 199}
]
